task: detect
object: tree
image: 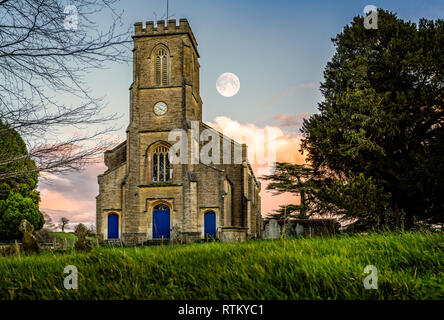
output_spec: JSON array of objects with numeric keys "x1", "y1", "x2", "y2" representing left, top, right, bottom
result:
[
  {"x1": 42, "y1": 212, "x2": 56, "y2": 231},
  {"x1": 266, "y1": 204, "x2": 305, "y2": 222},
  {"x1": 87, "y1": 224, "x2": 96, "y2": 236},
  {"x1": 74, "y1": 223, "x2": 87, "y2": 234},
  {"x1": 0, "y1": 193, "x2": 44, "y2": 240},
  {"x1": 0, "y1": 0, "x2": 130, "y2": 181},
  {"x1": 262, "y1": 163, "x2": 313, "y2": 221},
  {"x1": 60, "y1": 217, "x2": 69, "y2": 233},
  {"x1": 301, "y1": 10, "x2": 444, "y2": 229},
  {"x1": 0, "y1": 121, "x2": 43, "y2": 240}
]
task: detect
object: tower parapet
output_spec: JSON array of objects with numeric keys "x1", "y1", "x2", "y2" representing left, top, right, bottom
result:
[{"x1": 133, "y1": 19, "x2": 198, "y2": 56}]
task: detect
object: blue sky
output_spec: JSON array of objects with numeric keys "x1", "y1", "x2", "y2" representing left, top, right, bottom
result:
[
  {"x1": 86, "y1": 0, "x2": 444, "y2": 134},
  {"x1": 40, "y1": 0, "x2": 444, "y2": 227}
]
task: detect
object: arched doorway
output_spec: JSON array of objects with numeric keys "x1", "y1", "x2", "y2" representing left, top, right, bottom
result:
[
  {"x1": 153, "y1": 204, "x2": 170, "y2": 239},
  {"x1": 204, "y1": 211, "x2": 216, "y2": 237},
  {"x1": 108, "y1": 214, "x2": 119, "y2": 239}
]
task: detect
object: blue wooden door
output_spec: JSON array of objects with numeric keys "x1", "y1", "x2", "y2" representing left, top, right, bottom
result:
[
  {"x1": 153, "y1": 204, "x2": 170, "y2": 239},
  {"x1": 108, "y1": 214, "x2": 119, "y2": 239},
  {"x1": 204, "y1": 211, "x2": 216, "y2": 237}
]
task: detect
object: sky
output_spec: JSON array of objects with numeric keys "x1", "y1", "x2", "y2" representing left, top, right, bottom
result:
[{"x1": 39, "y1": 0, "x2": 444, "y2": 229}]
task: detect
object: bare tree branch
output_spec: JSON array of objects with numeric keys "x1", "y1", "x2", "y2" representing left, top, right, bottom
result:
[{"x1": 0, "y1": 0, "x2": 131, "y2": 181}]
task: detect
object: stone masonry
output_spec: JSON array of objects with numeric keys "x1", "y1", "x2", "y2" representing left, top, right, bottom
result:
[{"x1": 96, "y1": 19, "x2": 262, "y2": 245}]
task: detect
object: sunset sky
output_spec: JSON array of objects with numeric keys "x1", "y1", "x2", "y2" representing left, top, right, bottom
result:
[{"x1": 38, "y1": 0, "x2": 444, "y2": 229}]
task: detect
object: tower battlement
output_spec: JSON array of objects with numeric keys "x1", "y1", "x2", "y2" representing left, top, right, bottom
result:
[{"x1": 133, "y1": 19, "x2": 198, "y2": 52}]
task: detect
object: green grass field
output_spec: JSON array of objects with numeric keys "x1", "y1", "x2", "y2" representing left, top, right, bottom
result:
[
  {"x1": 51, "y1": 232, "x2": 77, "y2": 240},
  {"x1": 1, "y1": 232, "x2": 443, "y2": 300},
  {"x1": 49, "y1": 232, "x2": 95, "y2": 244}
]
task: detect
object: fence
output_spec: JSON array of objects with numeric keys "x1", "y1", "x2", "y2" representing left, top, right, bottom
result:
[
  {"x1": 40, "y1": 238, "x2": 76, "y2": 250},
  {"x1": 1, "y1": 238, "x2": 83, "y2": 252}
]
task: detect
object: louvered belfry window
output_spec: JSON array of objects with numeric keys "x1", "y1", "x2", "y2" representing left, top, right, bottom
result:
[
  {"x1": 153, "y1": 145, "x2": 170, "y2": 182},
  {"x1": 156, "y1": 48, "x2": 168, "y2": 86}
]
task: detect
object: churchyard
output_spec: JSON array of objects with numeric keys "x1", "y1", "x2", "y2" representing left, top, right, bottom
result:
[{"x1": 0, "y1": 232, "x2": 442, "y2": 300}]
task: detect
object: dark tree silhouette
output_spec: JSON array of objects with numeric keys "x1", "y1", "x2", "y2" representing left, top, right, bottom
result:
[
  {"x1": 60, "y1": 217, "x2": 69, "y2": 233},
  {"x1": 301, "y1": 11, "x2": 444, "y2": 229},
  {"x1": 262, "y1": 163, "x2": 313, "y2": 221}
]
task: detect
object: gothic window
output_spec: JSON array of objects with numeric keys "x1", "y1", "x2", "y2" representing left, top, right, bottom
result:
[
  {"x1": 153, "y1": 145, "x2": 170, "y2": 182},
  {"x1": 156, "y1": 48, "x2": 168, "y2": 86}
]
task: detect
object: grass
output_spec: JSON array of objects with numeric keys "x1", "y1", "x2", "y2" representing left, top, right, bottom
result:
[
  {"x1": 50, "y1": 232, "x2": 95, "y2": 243},
  {"x1": 51, "y1": 232, "x2": 77, "y2": 240},
  {"x1": 0, "y1": 232, "x2": 443, "y2": 300}
]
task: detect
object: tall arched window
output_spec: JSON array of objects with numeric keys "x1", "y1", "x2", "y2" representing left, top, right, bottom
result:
[
  {"x1": 153, "y1": 145, "x2": 170, "y2": 182},
  {"x1": 156, "y1": 48, "x2": 168, "y2": 86}
]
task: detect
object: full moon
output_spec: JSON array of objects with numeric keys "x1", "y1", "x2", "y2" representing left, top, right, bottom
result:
[
  {"x1": 363, "y1": 4, "x2": 377, "y2": 14},
  {"x1": 216, "y1": 72, "x2": 240, "y2": 97}
]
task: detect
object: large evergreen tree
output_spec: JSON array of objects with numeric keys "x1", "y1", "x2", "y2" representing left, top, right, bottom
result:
[
  {"x1": 301, "y1": 10, "x2": 444, "y2": 229},
  {"x1": 262, "y1": 163, "x2": 313, "y2": 221},
  {"x1": 0, "y1": 121, "x2": 43, "y2": 240}
]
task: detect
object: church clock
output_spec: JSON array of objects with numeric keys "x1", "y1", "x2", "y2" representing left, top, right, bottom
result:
[{"x1": 153, "y1": 102, "x2": 168, "y2": 116}]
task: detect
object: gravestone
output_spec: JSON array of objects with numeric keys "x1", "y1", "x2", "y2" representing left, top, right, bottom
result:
[
  {"x1": 19, "y1": 219, "x2": 40, "y2": 255},
  {"x1": 284, "y1": 222, "x2": 297, "y2": 238},
  {"x1": 74, "y1": 224, "x2": 92, "y2": 252},
  {"x1": 0, "y1": 241, "x2": 21, "y2": 257},
  {"x1": 264, "y1": 219, "x2": 281, "y2": 239},
  {"x1": 170, "y1": 224, "x2": 182, "y2": 243},
  {"x1": 295, "y1": 223, "x2": 304, "y2": 237}
]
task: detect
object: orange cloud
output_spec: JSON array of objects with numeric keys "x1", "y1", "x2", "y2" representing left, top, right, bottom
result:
[
  {"x1": 39, "y1": 117, "x2": 309, "y2": 227},
  {"x1": 206, "y1": 116, "x2": 307, "y2": 216},
  {"x1": 40, "y1": 189, "x2": 93, "y2": 212},
  {"x1": 272, "y1": 113, "x2": 311, "y2": 127},
  {"x1": 206, "y1": 116, "x2": 306, "y2": 167},
  {"x1": 38, "y1": 162, "x2": 106, "y2": 229}
]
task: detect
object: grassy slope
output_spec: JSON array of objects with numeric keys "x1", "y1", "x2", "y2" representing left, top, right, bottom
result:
[
  {"x1": 50, "y1": 232, "x2": 95, "y2": 243},
  {"x1": 51, "y1": 232, "x2": 77, "y2": 240},
  {"x1": 0, "y1": 232, "x2": 443, "y2": 300}
]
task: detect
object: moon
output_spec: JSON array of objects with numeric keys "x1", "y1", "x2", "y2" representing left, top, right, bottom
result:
[
  {"x1": 363, "y1": 5, "x2": 377, "y2": 15},
  {"x1": 216, "y1": 73, "x2": 240, "y2": 97}
]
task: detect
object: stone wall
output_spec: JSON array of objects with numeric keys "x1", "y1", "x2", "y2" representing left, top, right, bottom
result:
[
  {"x1": 263, "y1": 219, "x2": 340, "y2": 239},
  {"x1": 96, "y1": 163, "x2": 126, "y2": 240},
  {"x1": 219, "y1": 227, "x2": 248, "y2": 243},
  {"x1": 96, "y1": 19, "x2": 262, "y2": 245},
  {"x1": 104, "y1": 142, "x2": 126, "y2": 171}
]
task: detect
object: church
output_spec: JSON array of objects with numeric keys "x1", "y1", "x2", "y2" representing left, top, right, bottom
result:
[{"x1": 96, "y1": 19, "x2": 262, "y2": 245}]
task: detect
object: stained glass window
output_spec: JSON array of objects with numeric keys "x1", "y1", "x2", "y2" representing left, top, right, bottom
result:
[{"x1": 152, "y1": 145, "x2": 171, "y2": 182}]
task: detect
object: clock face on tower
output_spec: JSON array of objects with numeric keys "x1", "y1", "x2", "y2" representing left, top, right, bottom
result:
[{"x1": 153, "y1": 102, "x2": 168, "y2": 116}]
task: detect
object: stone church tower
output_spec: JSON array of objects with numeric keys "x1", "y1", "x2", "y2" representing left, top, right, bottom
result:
[{"x1": 96, "y1": 19, "x2": 262, "y2": 245}]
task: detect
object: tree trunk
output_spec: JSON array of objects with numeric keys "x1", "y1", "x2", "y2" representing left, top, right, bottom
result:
[
  {"x1": 394, "y1": 202, "x2": 401, "y2": 229},
  {"x1": 404, "y1": 213, "x2": 414, "y2": 230},
  {"x1": 300, "y1": 190, "x2": 307, "y2": 219}
]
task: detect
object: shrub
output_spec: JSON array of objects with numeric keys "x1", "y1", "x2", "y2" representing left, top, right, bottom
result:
[{"x1": 0, "y1": 193, "x2": 43, "y2": 240}]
